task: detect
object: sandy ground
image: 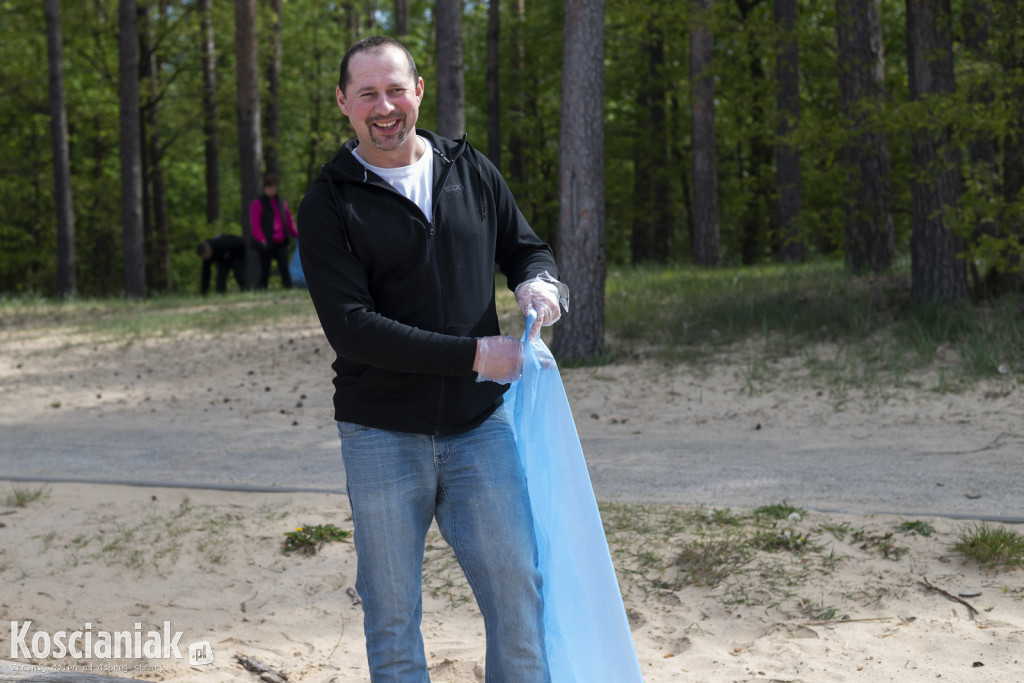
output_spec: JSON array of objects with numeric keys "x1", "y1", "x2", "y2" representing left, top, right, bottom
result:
[{"x1": 1, "y1": 303, "x2": 1022, "y2": 682}]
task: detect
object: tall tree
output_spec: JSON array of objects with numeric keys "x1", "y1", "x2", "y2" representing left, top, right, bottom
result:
[
  {"x1": 486, "y1": 0, "x2": 501, "y2": 166},
  {"x1": 200, "y1": 0, "x2": 220, "y2": 224},
  {"x1": 436, "y1": 0, "x2": 466, "y2": 139},
  {"x1": 119, "y1": 0, "x2": 146, "y2": 298},
  {"x1": 774, "y1": 0, "x2": 804, "y2": 262},
  {"x1": 836, "y1": 0, "x2": 894, "y2": 273},
  {"x1": 906, "y1": 0, "x2": 966, "y2": 303},
  {"x1": 735, "y1": 0, "x2": 775, "y2": 266},
  {"x1": 690, "y1": 0, "x2": 720, "y2": 266},
  {"x1": 508, "y1": 0, "x2": 527, "y2": 187},
  {"x1": 44, "y1": 0, "x2": 76, "y2": 297},
  {"x1": 140, "y1": 0, "x2": 171, "y2": 292},
  {"x1": 631, "y1": 20, "x2": 668, "y2": 263},
  {"x1": 551, "y1": 0, "x2": 605, "y2": 362},
  {"x1": 263, "y1": 0, "x2": 283, "y2": 178},
  {"x1": 394, "y1": 0, "x2": 410, "y2": 35},
  {"x1": 235, "y1": 0, "x2": 263, "y2": 289}
]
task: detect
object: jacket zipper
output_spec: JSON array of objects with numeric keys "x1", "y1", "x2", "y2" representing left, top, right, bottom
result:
[
  {"x1": 354, "y1": 142, "x2": 465, "y2": 436},
  {"x1": 427, "y1": 146, "x2": 461, "y2": 435}
]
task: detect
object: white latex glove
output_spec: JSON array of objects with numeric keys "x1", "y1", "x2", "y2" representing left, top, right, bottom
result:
[
  {"x1": 473, "y1": 336, "x2": 524, "y2": 384},
  {"x1": 515, "y1": 278, "x2": 562, "y2": 340}
]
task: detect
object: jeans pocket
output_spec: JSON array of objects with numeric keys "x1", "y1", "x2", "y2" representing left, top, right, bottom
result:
[{"x1": 337, "y1": 420, "x2": 370, "y2": 438}]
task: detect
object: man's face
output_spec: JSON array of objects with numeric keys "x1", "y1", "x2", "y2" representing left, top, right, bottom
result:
[{"x1": 337, "y1": 46, "x2": 424, "y2": 166}]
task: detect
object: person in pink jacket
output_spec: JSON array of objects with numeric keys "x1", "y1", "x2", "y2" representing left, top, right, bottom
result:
[{"x1": 249, "y1": 174, "x2": 298, "y2": 289}]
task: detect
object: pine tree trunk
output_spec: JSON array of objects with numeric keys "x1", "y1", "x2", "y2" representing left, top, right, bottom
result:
[
  {"x1": 45, "y1": 0, "x2": 76, "y2": 297},
  {"x1": 486, "y1": 0, "x2": 501, "y2": 167},
  {"x1": 690, "y1": 0, "x2": 720, "y2": 266},
  {"x1": 632, "y1": 21, "x2": 667, "y2": 264},
  {"x1": 551, "y1": 0, "x2": 605, "y2": 362},
  {"x1": 508, "y1": 0, "x2": 526, "y2": 187},
  {"x1": 395, "y1": 0, "x2": 410, "y2": 35},
  {"x1": 774, "y1": 0, "x2": 804, "y2": 262},
  {"x1": 235, "y1": 0, "x2": 263, "y2": 290},
  {"x1": 119, "y1": 0, "x2": 146, "y2": 298},
  {"x1": 436, "y1": 0, "x2": 466, "y2": 140},
  {"x1": 142, "y1": 0, "x2": 170, "y2": 292},
  {"x1": 200, "y1": 0, "x2": 220, "y2": 224},
  {"x1": 906, "y1": 0, "x2": 966, "y2": 303},
  {"x1": 263, "y1": 0, "x2": 282, "y2": 178},
  {"x1": 836, "y1": 0, "x2": 894, "y2": 273}
]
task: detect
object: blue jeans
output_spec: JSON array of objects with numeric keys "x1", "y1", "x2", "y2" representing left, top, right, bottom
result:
[{"x1": 338, "y1": 410, "x2": 549, "y2": 683}]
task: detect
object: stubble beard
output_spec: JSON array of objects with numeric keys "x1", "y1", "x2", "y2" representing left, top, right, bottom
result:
[{"x1": 368, "y1": 116, "x2": 410, "y2": 152}]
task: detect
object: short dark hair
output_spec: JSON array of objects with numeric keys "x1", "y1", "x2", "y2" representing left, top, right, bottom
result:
[
  {"x1": 338, "y1": 36, "x2": 419, "y2": 94},
  {"x1": 262, "y1": 174, "x2": 279, "y2": 189}
]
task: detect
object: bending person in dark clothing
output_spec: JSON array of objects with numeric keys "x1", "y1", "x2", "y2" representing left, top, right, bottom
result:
[{"x1": 196, "y1": 234, "x2": 246, "y2": 295}]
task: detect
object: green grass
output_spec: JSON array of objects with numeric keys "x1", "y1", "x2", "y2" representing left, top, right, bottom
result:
[
  {"x1": 3, "y1": 485, "x2": 50, "y2": 508},
  {"x1": 953, "y1": 522, "x2": 1024, "y2": 569},
  {"x1": 603, "y1": 259, "x2": 1023, "y2": 392},
  {"x1": 4, "y1": 261, "x2": 1021, "y2": 393},
  {"x1": 0, "y1": 288, "x2": 316, "y2": 339},
  {"x1": 595, "y1": 501, "x2": 1024, "y2": 619}
]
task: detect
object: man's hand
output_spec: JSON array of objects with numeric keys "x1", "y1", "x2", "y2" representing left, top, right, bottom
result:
[
  {"x1": 473, "y1": 336, "x2": 524, "y2": 384},
  {"x1": 515, "y1": 278, "x2": 562, "y2": 340}
]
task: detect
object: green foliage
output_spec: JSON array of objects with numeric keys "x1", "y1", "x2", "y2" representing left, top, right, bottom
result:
[
  {"x1": 897, "y1": 520, "x2": 936, "y2": 537},
  {"x1": 282, "y1": 523, "x2": 350, "y2": 556},
  {"x1": 754, "y1": 502, "x2": 806, "y2": 521},
  {"x1": 6, "y1": 0, "x2": 1024, "y2": 296}
]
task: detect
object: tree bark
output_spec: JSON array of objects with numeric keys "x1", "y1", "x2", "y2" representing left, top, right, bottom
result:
[
  {"x1": 263, "y1": 0, "x2": 282, "y2": 178},
  {"x1": 200, "y1": 0, "x2": 220, "y2": 224},
  {"x1": 508, "y1": 0, "x2": 527, "y2": 187},
  {"x1": 235, "y1": 0, "x2": 263, "y2": 290},
  {"x1": 141, "y1": 0, "x2": 170, "y2": 292},
  {"x1": 551, "y1": 0, "x2": 605, "y2": 362},
  {"x1": 690, "y1": 0, "x2": 720, "y2": 266},
  {"x1": 394, "y1": 0, "x2": 410, "y2": 35},
  {"x1": 836, "y1": 0, "x2": 894, "y2": 273},
  {"x1": 44, "y1": 0, "x2": 76, "y2": 297},
  {"x1": 906, "y1": 0, "x2": 966, "y2": 303},
  {"x1": 119, "y1": 0, "x2": 146, "y2": 298},
  {"x1": 305, "y1": 7, "x2": 325, "y2": 188},
  {"x1": 632, "y1": 21, "x2": 667, "y2": 264},
  {"x1": 736, "y1": 0, "x2": 774, "y2": 267},
  {"x1": 774, "y1": 0, "x2": 804, "y2": 262},
  {"x1": 486, "y1": 0, "x2": 501, "y2": 167},
  {"x1": 436, "y1": 0, "x2": 466, "y2": 139}
]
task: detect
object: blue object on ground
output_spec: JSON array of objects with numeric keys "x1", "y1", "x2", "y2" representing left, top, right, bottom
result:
[
  {"x1": 289, "y1": 243, "x2": 306, "y2": 287},
  {"x1": 504, "y1": 313, "x2": 644, "y2": 682}
]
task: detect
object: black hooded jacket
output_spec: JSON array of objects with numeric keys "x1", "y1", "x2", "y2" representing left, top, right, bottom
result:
[{"x1": 297, "y1": 130, "x2": 559, "y2": 436}]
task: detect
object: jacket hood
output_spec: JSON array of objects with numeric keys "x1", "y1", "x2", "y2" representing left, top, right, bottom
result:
[{"x1": 321, "y1": 129, "x2": 468, "y2": 184}]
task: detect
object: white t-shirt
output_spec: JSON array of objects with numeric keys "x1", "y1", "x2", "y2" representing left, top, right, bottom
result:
[{"x1": 353, "y1": 136, "x2": 434, "y2": 221}]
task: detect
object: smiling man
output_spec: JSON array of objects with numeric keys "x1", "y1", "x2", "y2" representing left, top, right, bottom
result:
[{"x1": 297, "y1": 36, "x2": 566, "y2": 682}]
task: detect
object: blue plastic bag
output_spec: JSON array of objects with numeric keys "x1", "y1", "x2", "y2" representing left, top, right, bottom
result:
[{"x1": 504, "y1": 314, "x2": 644, "y2": 682}]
